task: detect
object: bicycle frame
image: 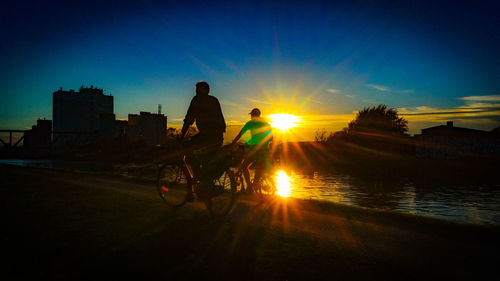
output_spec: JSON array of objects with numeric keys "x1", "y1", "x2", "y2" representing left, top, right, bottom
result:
[
  {"x1": 158, "y1": 151, "x2": 236, "y2": 212},
  {"x1": 181, "y1": 154, "x2": 195, "y2": 183},
  {"x1": 181, "y1": 150, "x2": 228, "y2": 189}
]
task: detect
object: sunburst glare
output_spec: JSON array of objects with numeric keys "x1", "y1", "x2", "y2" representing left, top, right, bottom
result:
[
  {"x1": 269, "y1": 113, "x2": 301, "y2": 132},
  {"x1": 275, "y1": 170, "x2": 292, "y2": 197}
]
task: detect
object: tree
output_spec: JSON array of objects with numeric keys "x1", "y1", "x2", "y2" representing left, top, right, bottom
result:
[
  {"x1": 314, "y1": 128, "x2": 333, "y2": 143},
  {"x1": 166, "y1": 127, "x2": 180, "y2": 137},
  {"x1": 346, "y1": 104, "x2": 408, "y2": 136}
]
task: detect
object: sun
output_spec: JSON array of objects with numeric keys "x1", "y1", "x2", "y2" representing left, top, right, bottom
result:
[{"x1": 269, "y1": 113, "x2": 301, "y2": 132}]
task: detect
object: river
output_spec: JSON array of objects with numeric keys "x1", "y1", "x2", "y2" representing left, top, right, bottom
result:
[{"x1": 272, "y1": 169, "x2": 500, "y2": 225}]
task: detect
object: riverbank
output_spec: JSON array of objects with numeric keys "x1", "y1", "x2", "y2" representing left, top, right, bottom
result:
[
  {"x1": 3, "y1": 158, "x2": 498, "y2": 225},
  {"x1": 1, "y1": 164, "x2": 498, "y2": 280},
  {"x1": 3, "y1": 139, "x2": 499, "y2": 186}
]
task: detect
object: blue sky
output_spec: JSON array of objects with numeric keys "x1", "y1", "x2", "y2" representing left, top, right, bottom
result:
[{"x1": 1, "y1": 0, "x2": 499, "y2": 139}]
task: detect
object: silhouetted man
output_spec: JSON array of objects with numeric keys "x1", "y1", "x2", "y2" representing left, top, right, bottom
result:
[
  {"x1": 182, "y1": 81, "x2": 226, "y2": 147},
  {"x1": 181, "y1": 81, "x2": 226, "y2": 198},
  {"x1": 231, "y1": 108, "x2": 272, "y2": 193}
]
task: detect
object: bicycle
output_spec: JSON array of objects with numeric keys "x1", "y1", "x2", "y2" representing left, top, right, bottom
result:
[
  {"x1": 157, "y1": 144, "x2": 237, "y2": 216},
  {"x1": 232, "y1": 144, "x2": 277, "y2": 200}
]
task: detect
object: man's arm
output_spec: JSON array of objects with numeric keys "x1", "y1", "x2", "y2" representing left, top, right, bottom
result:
[
  {"x1": 231, "y1": 123, "x2": 249, "y2": 146},
  {"x1": 181, "y1": 97, "x2": 197, "y2": 138},
  {"x1": 231, "y1": 130, "x2": 243, "y2": 146}
]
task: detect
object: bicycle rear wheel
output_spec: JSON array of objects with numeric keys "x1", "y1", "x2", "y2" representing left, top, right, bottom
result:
[
  {"x1": 205, "y1": 168, "x2": 237, "y2": 216},
  {"x1": 157, "y1": 163, "x2": 191, "y2": 208}
]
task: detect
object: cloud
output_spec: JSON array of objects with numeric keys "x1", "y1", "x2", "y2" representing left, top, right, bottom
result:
[
  {"x1": 362, "y1": 99, "x2": 380, "y2": 104},
  {"x1": 325, "y1": 88, "x2": 355, "y2": 98},
  {"x1": 186, "y1": 53, "x2": 218, "y2": 76},
  {"x1": 304, "y1": 97, "x2": 322, "y2": 104},
  {"x1": 459, "y1": 102, "x2": 500, "y2": 109},
  {"x1": 367, "y1": 84, "x2": 414, "y2": 93},
  {"x1": 399, "y1": 106, "x2": 481, "y2": 116},
  {"x1": 246, "y1": 98, "x2": 272, "y2": 105},
  {"x1": 367, "y1": 84, "x2": 389, "y2": 91},
  {"x1": 459, "y1": 95, "x2": 500, "y2": 102},
  {"x1": 326, "y1": 88, "x2": 340, "y2": 94},
  {"x1": 220, "y1": 100, "x2": 249, "y2": 110},
  {"x1": 417, "y1": 95, "x2": 500, "y2": 120},
  {"x1": 399, "y1": 104, "x2": 500, "y2": 115},
  {"x1": 399, "y1": 89, "x2": 415, "y2": 93},
  {"x1": 220, "y1": 100, "x2": 240, "y2": 107},
  {"x1": 398, "y1": 103, "x2": 500, "y2": 123},
  {"x1": 301, "y1": 114, "x2": 355, "y2": 124},
  {"x1": 397, "y1": 102, "x2": 500, "y2": 134}
]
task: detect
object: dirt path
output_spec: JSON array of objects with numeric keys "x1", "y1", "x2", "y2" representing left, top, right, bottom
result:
[{"x1": 1, "y1": 164, "x2": 497, "y2": 280}]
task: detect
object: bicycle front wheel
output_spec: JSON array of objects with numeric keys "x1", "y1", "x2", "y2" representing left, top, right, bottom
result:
[
  {"x1": 205, "y1": 169, "x2": 237, "y2": 216},
  {"x1": 157, "y1": 163, "x2": 191, "y2": 208}
]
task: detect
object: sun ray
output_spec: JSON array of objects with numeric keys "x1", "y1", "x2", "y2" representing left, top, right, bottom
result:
[{"x1": 290, "y1": 141, "x2": 314, "y2": 168}]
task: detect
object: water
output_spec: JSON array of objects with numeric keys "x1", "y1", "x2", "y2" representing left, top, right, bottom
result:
[
  {"x1": 2, "y1": 159, "x2": 499, "y2": 225},
  {"x1": 280, "y1": 170, "x2": 500, "y2": 226}
]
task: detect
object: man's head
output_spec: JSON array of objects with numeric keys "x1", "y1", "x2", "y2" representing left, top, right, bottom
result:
[
  {"x1": 195, "y1": 81, "x2": 210, "y2": 96},
  {"x1": 249, "y1": 108, "x2": 261, "y2": 117}
]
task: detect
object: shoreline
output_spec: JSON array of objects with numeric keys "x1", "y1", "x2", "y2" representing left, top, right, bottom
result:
[{"x1": 1, "y1": 161, "x2": 498, "y2": 226}]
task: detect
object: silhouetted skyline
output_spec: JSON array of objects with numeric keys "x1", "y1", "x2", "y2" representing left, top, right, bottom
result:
[{"x1": 1, "y1": 0, "x2": 499, "y2": 138}]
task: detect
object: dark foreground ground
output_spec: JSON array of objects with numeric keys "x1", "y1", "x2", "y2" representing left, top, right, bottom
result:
[{"x1": 1, "y1": 164, "x2": 498, "y2": 280}]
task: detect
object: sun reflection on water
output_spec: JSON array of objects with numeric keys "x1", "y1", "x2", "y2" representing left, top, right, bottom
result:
[{"x1": 275, "y1": 170, "x2": 292, "y2": 197}]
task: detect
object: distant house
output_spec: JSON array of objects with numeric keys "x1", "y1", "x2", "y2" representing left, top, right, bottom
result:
[
  {"x1": 415, "y1": 121, "x2": 500, "y2": 159},
  {"x1": 127, "y1": 111, "x2": 167, "y2": 145}
]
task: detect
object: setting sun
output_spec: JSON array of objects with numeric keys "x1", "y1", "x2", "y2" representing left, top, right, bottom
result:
[
  {"x1": 275, "y1": 170, "x2": 292, "y2": 197},
  {"x1": 269, "y1": 114, "x2": 301, "y2": 132}
]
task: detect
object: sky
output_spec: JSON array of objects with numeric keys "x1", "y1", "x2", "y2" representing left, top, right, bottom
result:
[{"x1": 1, "y1": 0, "x2": 499, "y2": 140}]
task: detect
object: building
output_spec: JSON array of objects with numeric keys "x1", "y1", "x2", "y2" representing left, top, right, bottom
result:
[
  {"x1": 415, "y1": 121, "x2": 500, "y2": 159},
  {"x1": 53, "y1": 86, "x2": 114, "y2": 145},
  {"x1": 23, "y1": 118, "x2": 52, "y2": 149},
  {"x1": 127, "y1": 111, "x2": 167, "y2": 145},
  {"x1": 115, "y1": 120, "x2": 128, "y2": 138}
]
